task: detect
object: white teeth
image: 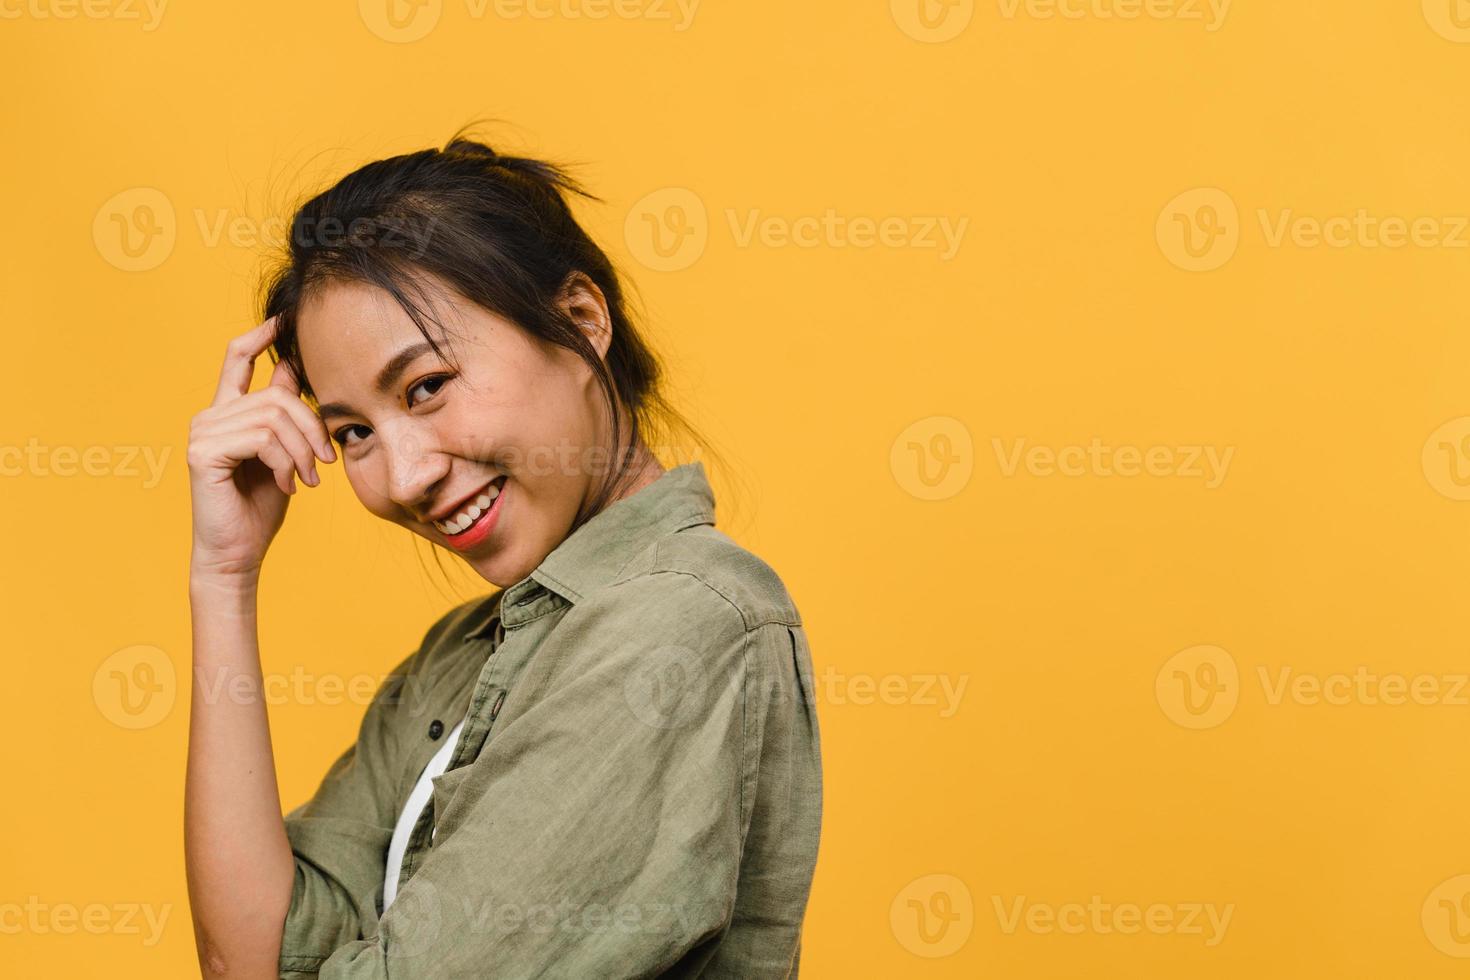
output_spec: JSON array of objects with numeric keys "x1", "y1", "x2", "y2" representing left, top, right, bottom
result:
[{"x1": 434, "y1": 480, "x2": 504, "y2": 535}]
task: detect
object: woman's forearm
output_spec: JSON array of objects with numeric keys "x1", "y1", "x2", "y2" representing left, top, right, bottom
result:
[{"x1": 184, "y1": 567, "x2": 295, "y2": 979}]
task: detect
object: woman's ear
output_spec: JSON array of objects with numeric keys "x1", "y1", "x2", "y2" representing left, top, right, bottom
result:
[{"x1": 557, "y1": 272, "x2": 613, "y2": 360}]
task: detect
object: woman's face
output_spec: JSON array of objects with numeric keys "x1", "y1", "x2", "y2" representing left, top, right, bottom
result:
[{"x1": 295, "y1": 273, "x2": 613, "y2": 588}]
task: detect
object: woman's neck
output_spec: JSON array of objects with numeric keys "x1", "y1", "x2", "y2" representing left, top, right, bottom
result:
[{"x1": 610, "y1": 441, "x2": 666, "y2": 504}]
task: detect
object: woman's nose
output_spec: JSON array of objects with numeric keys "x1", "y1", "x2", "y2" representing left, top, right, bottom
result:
[{"x1": 379, "y1": 425, "x2": 450, "y2": 511}]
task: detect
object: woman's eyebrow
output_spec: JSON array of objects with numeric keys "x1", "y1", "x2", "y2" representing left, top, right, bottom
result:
[{"x1": 315, "y1": 341, "x2": 435, "y2": 420}]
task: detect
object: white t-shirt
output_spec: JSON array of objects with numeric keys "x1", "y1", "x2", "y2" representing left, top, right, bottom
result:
[{"x1": 381, "y1": 714, "x2": 467, "y2": 913}]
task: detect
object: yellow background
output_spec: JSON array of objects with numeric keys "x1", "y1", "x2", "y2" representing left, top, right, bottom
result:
[{"x1": 5, "y1": 0, "x2": 1470, "y2": 976}]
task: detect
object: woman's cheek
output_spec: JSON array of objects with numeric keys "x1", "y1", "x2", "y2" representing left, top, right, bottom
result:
[{"x1": 345, "y1": 460, "x2": 394, "y2": 519}]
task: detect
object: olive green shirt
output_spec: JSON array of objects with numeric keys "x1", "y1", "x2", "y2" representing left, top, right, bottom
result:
[{"x1": 277, "y1": 461, "x2": 823, "y2": 978}]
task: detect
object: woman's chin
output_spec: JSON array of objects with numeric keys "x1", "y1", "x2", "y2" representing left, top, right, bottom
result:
[{"x1": 456, "y1": 537, "x2": 536, "y2": 589}]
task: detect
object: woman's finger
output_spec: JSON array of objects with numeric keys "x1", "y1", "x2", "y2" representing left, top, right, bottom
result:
[
  {"x1": 210, "y1": 380, "x2": 336, "y2": 465},
  {"x1": 196, "y1": 424, "x2": 299, "y2": 496},
  {"x1": 210, "y1": 315, "x2": 281, "y2": 409},
  {"x1": 252, "y1": 430, "x2": 300, "y2": 496},
  {"x1": 268, "y1": 350, "x2": 302, "y2": 395},
  {"x1": 194, "y1": 404, "x2": 321, "y2": 488}
]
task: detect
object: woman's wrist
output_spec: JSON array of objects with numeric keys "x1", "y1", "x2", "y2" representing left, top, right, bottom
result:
[{"x1": 189, "y1": 555, "x2": 262, "y2": 601}]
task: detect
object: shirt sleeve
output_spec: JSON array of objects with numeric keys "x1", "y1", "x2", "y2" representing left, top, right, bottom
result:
[
  {"x1": 313, "y1": 570, "x2": 762, "y2": 978},
  {"x1": 278, "y1": 603, "x2": 471, "y2": 979}
]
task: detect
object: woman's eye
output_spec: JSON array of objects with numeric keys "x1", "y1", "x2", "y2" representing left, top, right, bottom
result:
[
  {"x1": 329, "y1": 375, "x2": 450, "y2": 447},
  {"x1": 408, "y1": 374, "x2": 450, "y2": 408},
  {"x1": 332, "y1": 425, "x2": 370, "y2": 447}
]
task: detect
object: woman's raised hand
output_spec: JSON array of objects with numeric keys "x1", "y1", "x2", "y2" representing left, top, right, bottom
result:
[{"x1": 187, "y1": 316, "x2": 337, "y2": 580}]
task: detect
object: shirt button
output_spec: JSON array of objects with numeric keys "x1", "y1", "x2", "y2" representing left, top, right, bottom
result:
[{"x1": 428, "y1": 719, "x2": 444, "y2": 740}]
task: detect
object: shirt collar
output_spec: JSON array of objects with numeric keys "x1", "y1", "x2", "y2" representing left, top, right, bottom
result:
[{"x1": 462, "y1": 461, "x2": 715, "y2": 640}]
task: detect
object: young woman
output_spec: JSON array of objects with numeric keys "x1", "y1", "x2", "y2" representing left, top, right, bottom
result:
[{"x1": 183, "y1": 134, "x2": 822, "y2": 978}]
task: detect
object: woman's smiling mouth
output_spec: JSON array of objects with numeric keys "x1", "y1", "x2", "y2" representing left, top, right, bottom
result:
[{"x1": 431, "y1": 475, "x2": 508, "y2": 549}]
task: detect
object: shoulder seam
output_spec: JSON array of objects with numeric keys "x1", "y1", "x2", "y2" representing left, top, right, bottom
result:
[
  {"x1": 639, "y1": 565, "x2": 754, "y2": 632},
  {"x1": 648, "y1": 538, "x2": 801, "y2": 630}
]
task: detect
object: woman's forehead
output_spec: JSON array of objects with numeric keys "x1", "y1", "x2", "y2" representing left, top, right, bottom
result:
[
  {"x1": 296, "y1": 279, "x2": 522, "y2": 400},
  {"x1": 298, "y1": 280, "x2": 422, "y2": 349}
]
